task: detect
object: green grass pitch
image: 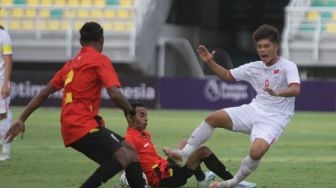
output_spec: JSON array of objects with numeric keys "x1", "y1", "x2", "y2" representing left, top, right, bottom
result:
[{"x1": 0, "y1": 107, "x2": 335, "y2": 188}]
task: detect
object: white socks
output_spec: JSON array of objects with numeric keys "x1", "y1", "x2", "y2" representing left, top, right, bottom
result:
[
  {"x1": 182, "y1": 121, "x2": 214, "y2": 157},
  {"x1": 0, "y1": 111, "x2": 12, "y2": 155},
  {"x1": 226, "y1": 155, "x2": 260, "y2": 187}
]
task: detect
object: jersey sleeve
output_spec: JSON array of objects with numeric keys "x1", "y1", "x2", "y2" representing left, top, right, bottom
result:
[
  {"x1": 50, "y1": 65, "x2": 66, "y2": 90},
  {"x1": 97, "y1": 56, "x2": 121, "y2": 88},
  {"x1": 1, "y1": 31, "x2": 13, "y2": 55},
  {"x1": 229, "y1": 63, "x2": 251, "y2": 82},
  {"x1": 286, "y1": 62, "x2": 300, "y2": 85}
]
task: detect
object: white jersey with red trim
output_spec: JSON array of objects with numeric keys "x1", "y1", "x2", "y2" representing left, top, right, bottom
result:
[
  {"x1": 0, "y1": 29, "x2": 13, "y2": 80},
  {"x1": 230, "y1": 57, "x2": 300, "y2": 116}
]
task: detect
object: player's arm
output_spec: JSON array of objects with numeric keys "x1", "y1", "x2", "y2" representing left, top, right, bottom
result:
[
  {"x1": 264, "y1": 83, "x2": 300, "y2": 97},
  {"x1": 264, "y1": 63, "x2": 301, "y2": 97},
  {"x1": 106, "y1": 86, "x2": 135, "y2": 115},
  {"x1": 5, "y1": 83, "x2": 57, "y2": 142},
  {"x1": 2, "y1": 53, "x2": 12, "y2": 98},
  {"x1": 197, "y1": 45, "x2": 234, "y2": 81}
]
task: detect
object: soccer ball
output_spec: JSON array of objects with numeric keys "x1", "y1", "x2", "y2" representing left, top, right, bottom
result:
[{"x1": 120, "y1": 171, "x2": 148, "y2": 187}]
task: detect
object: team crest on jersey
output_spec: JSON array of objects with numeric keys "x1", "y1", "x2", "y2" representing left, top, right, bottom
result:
[
  {"x1": 273, "y1": 69, "x2": 280, "y2": 74},
  {"x1": 141, "y1": 132, "x2": 147, "y2": 138}
]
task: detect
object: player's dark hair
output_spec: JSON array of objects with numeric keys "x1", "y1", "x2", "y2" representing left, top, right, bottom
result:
[
  {"x1": 124, "y1": 102, "x2": 146, "y2": 117},
  {"x1": 252, "y1": 24, "x2": 280, "y2": 44},
  {"x1": 80, "y1": 22, "x2": 103, "y2": 44},
  {"x1": 131, "y1": 102, "x2": 146, "y2": 109}
]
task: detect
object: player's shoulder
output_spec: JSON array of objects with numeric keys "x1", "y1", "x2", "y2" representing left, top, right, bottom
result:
[
  {"x1": 97, "y1": 53, "x2": 111, "y2": 61},
  {"x1": 92, "y1": 53, "x2": 112, "y2": 66},
  {"x1": 243, "y1": 60, "x2": 264, "y2": 68},
  {"x1": 279, "y1": 57, "x2": 298, "y2": 68},
  {"x1": 59, "y1": 59, "x2": 72, "y2": 69},
  {"x1": 79, "y1": 51, "x2": 111, "y2": 68},
  {"x1": 0, "y1": 29, "x2": 10, "y2": 39},
  {"x1": 281, "y1": 57, "x2": 296, "y2": 66},
  {"x1": 124, "y1": 132, "x2": 136, "y2": 142},
  {"x1": 250, "y1": 60, "x2": 264, "y2": 65}
]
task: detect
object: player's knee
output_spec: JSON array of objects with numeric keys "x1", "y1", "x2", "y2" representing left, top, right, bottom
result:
[
  {"x1": 114, "y1": 147, "x2": 133, "y2": 168},
  {"x1": 250, "y1": 139, "x2": 270, "y2": 160},
  {"x1": 249, "y1": 149, "x2": 266, "y2": 160},
  {"x1": 204, "y1": 113, "x2": 217, "y2": 127},
  {"x1": 121, "y1": 141, "x2": 140, "y2": 161},
  {"x1": 198, "y1": 146, "x2": 212, "y2": 157},
  {"x1": 205, "y1": 110, "x2": 231, "y2": 129},
  {"x1": 127, "y1": 146, "x2": 140, "y2": 161}
]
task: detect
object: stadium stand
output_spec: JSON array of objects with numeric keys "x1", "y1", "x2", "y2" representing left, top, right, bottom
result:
[
  {"x1": 282, "y1": 0, "x2": 336, "y2": 66},
  {"x1": 0, "y1": 0, "x2": 144, "y2": 63},
  {"x1": 1, "y1": 0, "x2": 204, "y2": 77}
]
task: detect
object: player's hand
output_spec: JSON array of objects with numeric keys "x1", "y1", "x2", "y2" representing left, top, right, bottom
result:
[
  {"x1": 263, "y1": 87, "x2": 279, "y2": 96},
  {"x1": 1, "y1": 84, "x2": 10, "y2": 98},
  {"x1": 197, "y1": 45, "x2": 215, "y2": 64},
  {"x1": 5, "y1": 120, "x2": 25, "y2": 143}
]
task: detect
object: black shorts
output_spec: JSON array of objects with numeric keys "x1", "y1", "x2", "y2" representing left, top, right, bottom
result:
[
  {"x1": 70, "y1": 127, "x2": 124, "y2": 165},
  {"x1": 159, "y1": 165, "x2": 193, "y2": 187}
]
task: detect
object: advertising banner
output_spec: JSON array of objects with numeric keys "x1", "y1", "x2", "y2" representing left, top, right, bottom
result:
[
  {"x1": 159, "y1": 77, "x2": 256, "y2": 109},
  {"x1": 160, "y1": 77, "x2": 336, "y2": 111},
  {"x1": 10, "y1": 71, "x2": 159, "y2": 108},
  {"x1": 295, "y1": 80, "x2": 336, "y2": 111},
  {"x1": 9, "y1": 73, "x2": 336, "y2": 111}
]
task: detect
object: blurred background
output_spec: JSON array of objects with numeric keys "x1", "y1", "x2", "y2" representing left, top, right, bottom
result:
[{"x1": 1, "y1": 0, "x2": 336, "y2": 111}]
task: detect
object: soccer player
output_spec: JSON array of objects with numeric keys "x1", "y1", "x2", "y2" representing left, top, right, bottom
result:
[
  {"x1": 5, "y1": 22, "x2": 146, "y2": 188},
  {"x1": 124, "y1": 102, "x2": 256, "y2": 187},
  {"x1": 164, "y1": 24, "x2": 301, "y2": 188},
  {"x1": 0, "y1": 25, "x2": 13, "y2": 162}
]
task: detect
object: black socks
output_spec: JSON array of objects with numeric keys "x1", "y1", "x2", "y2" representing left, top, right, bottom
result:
[
  {"x1": 125, "y1": 162, "x2": 147, "y2": 188},
  {"x1": 203, "y1": 153, "x2": 234, "y2": 180},
  {"x1": 80, "y1": 159, "x2": 123, "y2": 188},
  {"x1": 194, "y1": 166, "x2": 206, "y2": 181}
]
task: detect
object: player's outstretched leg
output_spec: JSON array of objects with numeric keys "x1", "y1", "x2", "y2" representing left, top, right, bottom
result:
[
  {"x1": 163, "y1": 120, "x2": 215, "y2": 166},
  {"x1": 211, "y1": 155, "x2": 260, "y2": 188},
  {"x1": 125, "y1": 162, "x2": 147, "y2": 188},
  {"x1": 121, "y1": 141, "x2": 147, "y2": 188},
  {"x1": 80, "y1": 159, "x2": 123, "y2": 188},
  {"x1": 0, "y1": 111, "x2": 12, "y2": 161}
]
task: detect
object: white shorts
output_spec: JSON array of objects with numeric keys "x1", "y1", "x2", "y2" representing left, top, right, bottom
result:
[
  {"x1": 0, "y1": 80, "x2": 10, "y2": 114},
  {"x1": 224, "y1": 104, "x2": 291, "y2": 145}
]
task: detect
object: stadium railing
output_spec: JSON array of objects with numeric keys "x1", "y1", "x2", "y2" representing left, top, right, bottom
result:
[
  {"x1": 0, "y1": 0, "x2": 153, "y2": 63},
  {"x1": 282, "y1": 0, "x2": 336, "y2": 66}
]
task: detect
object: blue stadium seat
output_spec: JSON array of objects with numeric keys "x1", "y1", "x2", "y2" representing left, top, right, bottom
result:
[
  {"x1": 106, "y1": 0, "x2": 119, "y2": 6},
  {"x1": 14, "y1": 0, "x2": 27, "y2": 5},
  {"x1": 50, "y1": 9, "x2": 63, "y2": 19}
]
